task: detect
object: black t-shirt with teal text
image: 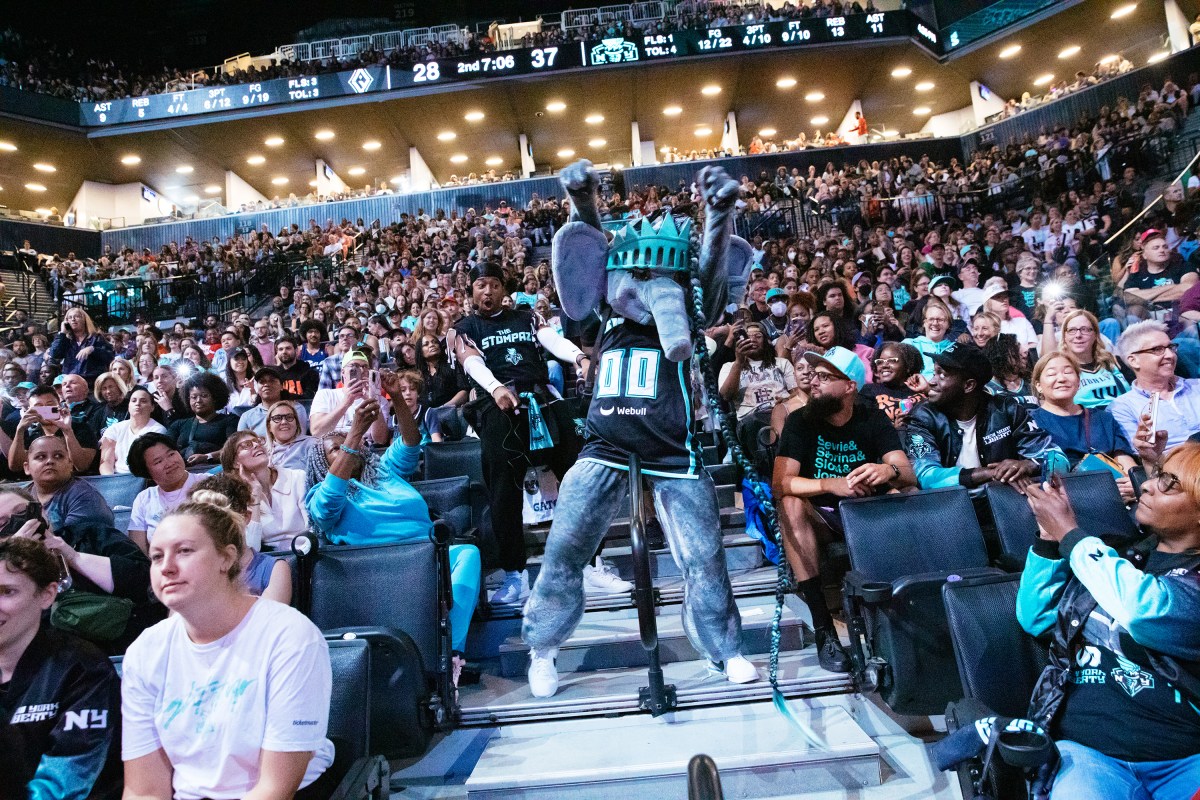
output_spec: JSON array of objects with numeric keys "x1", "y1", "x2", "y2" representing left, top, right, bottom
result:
[{"x1": 776, "y1": 399, "x2": 901, "y2": 508}]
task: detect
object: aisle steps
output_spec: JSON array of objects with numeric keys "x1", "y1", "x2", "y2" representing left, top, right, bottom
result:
[{"x1": 392, "y1": 694, "x2": 962, "y2": 800}]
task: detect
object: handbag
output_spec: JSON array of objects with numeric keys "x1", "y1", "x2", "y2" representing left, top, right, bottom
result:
[{"x1": 51, "y1": 590, "x2": 133, "y2": 642}]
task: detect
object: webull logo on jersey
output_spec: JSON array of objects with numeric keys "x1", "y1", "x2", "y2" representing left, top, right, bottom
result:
[{"x1": 598, "y1": 405, "x2": 647, "y2": 416}]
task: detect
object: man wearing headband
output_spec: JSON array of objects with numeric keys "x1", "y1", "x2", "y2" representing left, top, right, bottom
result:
[{"x1": 449, "y1": 261, "x2": 589, "y2": 607}]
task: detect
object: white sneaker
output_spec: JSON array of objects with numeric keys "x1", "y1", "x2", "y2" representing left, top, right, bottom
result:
[
  {"x1": 712, "y1": 655, "x2": 760, "y2": 685},
  {"x1": 527, "y1": 648, "x2": 559, "y2": 698},
  {"x1": 583, "y1": 560, "x2": 634, "y2": 595},
  {"x1": 490, "y1": 570, "x2": 530, "y2": 606}
]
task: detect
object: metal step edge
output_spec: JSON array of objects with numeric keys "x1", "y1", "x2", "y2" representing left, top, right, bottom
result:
[{"x1": 459, "y1": 675, "x2": 854, "y2": 727}]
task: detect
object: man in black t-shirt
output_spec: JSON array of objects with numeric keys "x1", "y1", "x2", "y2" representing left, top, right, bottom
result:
[
  {"x1": 773, "y1": 346, "x2": 916, "y2": 673},
  {"x1": 449, "y1": 262, "x2": 588, "y2": 606}
]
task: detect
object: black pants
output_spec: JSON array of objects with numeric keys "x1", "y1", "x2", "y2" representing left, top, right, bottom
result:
[{"x1": 476, "y1": 395, "x2": 581, "y2": 572}]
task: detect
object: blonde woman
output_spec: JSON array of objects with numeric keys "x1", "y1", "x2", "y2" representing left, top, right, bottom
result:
[
  {"x1": 49, "y1": 307, "x2": 114, "y2": 382},
  {"x1": 1055, "y1": 309, "x2": 1131, "y2": 409}
]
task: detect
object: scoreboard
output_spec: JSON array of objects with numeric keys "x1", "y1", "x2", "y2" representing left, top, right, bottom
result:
[{"x1": 80, "y1": 11, "x2": 907, "y2": 126}]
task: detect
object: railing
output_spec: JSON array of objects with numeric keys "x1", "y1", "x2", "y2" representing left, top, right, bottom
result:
[{"x1": 283, "y1": 23, "x2": 466, "y2": 64}]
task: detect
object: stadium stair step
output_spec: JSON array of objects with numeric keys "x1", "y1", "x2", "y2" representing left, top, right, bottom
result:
[
  {"x1": 394, "y1": 694, "x2": 960, "y2": 800},
  {"x1": 494, "y1": 593, "x2": 809, "y2": 678},
  {"x1": 0, "y1": 266, "x2": 56, "y2": 322}
]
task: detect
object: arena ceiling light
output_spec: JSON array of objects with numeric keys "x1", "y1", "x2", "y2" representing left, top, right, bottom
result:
[
  {"x1": 24, "y1": 182, "x2": 46, "y2": 191},
  {"x1": 450, "y1": 153, "x2": 468, "y2": 163},
  {"x1": 246, "y1": 155, "x2": 266, "y2": 165},
  {"x1": 775, "y1": 77, "x2": 797, "y2": 88},
  {"x1": 759, "y1": 128, "x2": 777, "y2": 137},
  {"x1": 1058, "y1": 45, "x2": 1081, "y2": 59},
  {"x1": 585, "y1": 114, "x2": 605, "y2": 124},
  {"x1": 546, "y1": 100, "x2": 567, "y2": 112},
  {"x1": 271, "y1": 176, "x2": 288, "y2": 185},
  {"x1": 348, "y1": 167, "x2": 366, "y2": 176},
  {"x1": 701, "y1": 85, "x2": 721, "y2": 96},
  {"x1": 1148, "y1": 51, "x2": 1170, "y2": 64},
  {"x1": 33, "y1": 163, "x2": 55, "y2": 172},
  {"x1": 662, "y1": 105, "x2": 682, "y2": 116},
  {"x1": 437, "y1": 131, "x2": 457, "y2": 141},
  {"x1": 1033, "y1": 73, "x2": 1055, "y2": 86},
  {"x1": 557, "y1": 148, "x2": 575, "y2": 158},
  {"x1": 204, "y1": 185, "x2": 221, "y2": 194},
  {"x1": 264, "y1": 136, "x2": 285, "y2": 147},
  {"x1": 464, "y1": 111, "x2": 485, "y2": 122},
  {"x1": 309, "y1": 179, "x2": 319, "y2": 187},
  {"x1": 1110, "y1": 3, "x2": 1136, "y2": 19},
  {"x1": 694, "y1": 127, "x2": 712, "y2": 137},
  {"x1": 999, "y1": 44, "x2": 1022, "y2": 59},
  {"x1": 810, "y1": 116, "x2": 829, "y2": 126},
  {"x1": 1099, "y1": 54, "x2": 1120, "y2": 64},
  {"x1": 589, "y1": 138, "x2": 607, "y2": 148},
  {"x1": 176, "y1": 165, "x2": 194, "y2": 174},
  {"x1": 659, "y1": 145, "x2": 671, "y2": 153},
  {"x1": 314, "y1": 130, "x2": 336, "y2": 141},
  {"x1": 804, "y1": 91, "x2": 825, "y2": 102},
  {"x1": 912, "y1": 106, "x2": 932, "y2": 116},
  {"x1": 485, "y1": 156, "x2": 503, "y2": 166},
  {"x1": 120, "y1": 155, "x2": 141, "y2": 165},
  {"x1": 0, "y1": 141, "x2": 16, "y2": 152},
  {"x1": 915, "y1": 81, "x2": 935, "y2": 91},
  {"x1": 362, "y1": 140, "x2": 382, "y2": 151},
  {"x1": 890, "y1": 67, "x2": 912, "y2": 78},
  {"x1": 389, "y1": 176, "x2": 402, "y2": 185}
]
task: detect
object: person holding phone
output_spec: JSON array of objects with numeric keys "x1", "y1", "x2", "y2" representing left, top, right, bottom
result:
[
  {"x1": 309, "y1": 349, "x2": 392, "y2": 444},
  {"x1": 7, "y1": 384, "x2": 98, "y2": 476},
  {"x1": 47, "y1": 308, "x2": 114, "y2": 384},
  {"x1": 1110, "y1": 320, "x2": 1200, "y2": 458}
]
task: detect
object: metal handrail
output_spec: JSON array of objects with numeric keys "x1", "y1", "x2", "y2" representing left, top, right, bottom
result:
[{"x1": 628, "y1": 452, "x2": 677, "y2": 716}]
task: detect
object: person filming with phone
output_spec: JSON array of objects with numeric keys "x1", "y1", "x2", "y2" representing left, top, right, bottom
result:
[
  {"x1": 1110, "y1": 321, "x2": 1200, "y2": 462},
  {"x1": 309, "y1": 349, "x2": 392, "y2": 444},
  {"x1": 7, "y1": 384, "x2": 99, "y2": 478}
]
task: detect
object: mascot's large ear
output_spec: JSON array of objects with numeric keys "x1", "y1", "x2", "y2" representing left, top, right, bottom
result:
[
  {"x1": 725, "y1": 235, "x2": 755, "y2": 308},
  {"x1": 552, "y1": 221, "x2": 609, "y2": 321}
]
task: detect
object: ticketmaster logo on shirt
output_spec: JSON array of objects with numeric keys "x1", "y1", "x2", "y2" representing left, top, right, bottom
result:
[{"x1": 292, "y1": 719, "x2": 320, "y2": 726}]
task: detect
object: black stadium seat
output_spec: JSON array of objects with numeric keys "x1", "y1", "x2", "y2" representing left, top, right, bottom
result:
[
  {"x1": 325, "y1": 637, "x2": 391, "y2": 799},
  {"x1": 985, "y1": 471, "x2": 1138, "y2": 568},
  {"x1": 839, "y1": 486, "x2": 1004, "y2": 716},
  {"x1": 422, "y1": 439, "x2": 484, "y2": 484},
  {"x1": 411, "y1": 476, "x2": 474, "y2": 544},
  {"x1": 942, "y1": 573, "x2": 1051, "y2": 800}
]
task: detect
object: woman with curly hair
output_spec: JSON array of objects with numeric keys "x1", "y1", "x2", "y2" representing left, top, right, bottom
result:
[{"x1": 167, "y1": 371, "x2": 240, "y2": 466}]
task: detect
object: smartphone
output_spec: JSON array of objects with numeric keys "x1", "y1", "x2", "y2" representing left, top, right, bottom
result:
[
  {"x1": 1148, "y1": 391, "x2": 1161, "y2": 434},
  {"x1": 0, "y1": 500, "x2": 45, "y2": 539},
  {"x1": 34, "y1": 405, "x2": 58, "y2": 421},
  {"x1": 368, "y1": 369, "x2": 381, "y2": 399},
  {"x1": 738, "y1": 308, "x2": 752, "y2": 323}
]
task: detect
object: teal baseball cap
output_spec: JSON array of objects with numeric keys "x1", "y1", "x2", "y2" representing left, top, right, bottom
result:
[{"x1": 803, "y1": 346, "x2": 867, "y2": 389}]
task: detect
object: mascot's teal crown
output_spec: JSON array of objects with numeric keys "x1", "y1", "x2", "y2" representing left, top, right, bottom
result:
[{"x1": 606, "y1": 213, "x2": 693, "y2": 273}]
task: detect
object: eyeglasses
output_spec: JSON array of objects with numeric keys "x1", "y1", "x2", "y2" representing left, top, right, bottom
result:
[
  {"x1": 1131, "y1": 342, "x2": 1180, "y2": 358},
  {"x1": 811, "y1": 371, "x2": 846, "y2": 385},
  {"x1": 269, "y1": 414, "x2": 297, "y2": 424},
  {"x1": 1063, "y1": 326, "x2": 1095, "y2": 337},
  {"x1": 873, "y1": 357, "x2": 900, "y2": 367},
  {"x1": 236, "y1": 438, "x2": 264, "y2": 452},
  {"x1": 1151, "y1": 469, "x2": 1182, "y2": 495}
]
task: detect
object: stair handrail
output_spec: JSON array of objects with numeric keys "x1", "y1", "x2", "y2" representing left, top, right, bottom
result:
[
  {"x1": 628, "y1": 452, "x2": 677, "y2": 717},
  {"x1": 687, "y1": 754, "x2": 724, "y2": 800}
]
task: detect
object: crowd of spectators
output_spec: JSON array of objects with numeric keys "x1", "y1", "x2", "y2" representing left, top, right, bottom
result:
[{"x1": 4, "y1": 67, "x2": 1200, "y2": 799}]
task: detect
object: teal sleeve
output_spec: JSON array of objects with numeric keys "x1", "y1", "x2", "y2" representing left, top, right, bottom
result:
[
  {"x1": 28, "y1": 662, "x2": 120, "y2": 800},
  {"x1": 902, "y1": 419, "x2": 961, "y2": 488},
  {"x1": 1016, "y1": 549, "x2": 1071, "y2": 637},
  {"x1": 1066, "y1": 535, "x2": 1200, "y2": 659},
  {"x1": 305, "y1": 474, "x2": 350, "y2": 533},
  {"x1": 380, "y1": 438, "x2": 421, "y2": 482}
]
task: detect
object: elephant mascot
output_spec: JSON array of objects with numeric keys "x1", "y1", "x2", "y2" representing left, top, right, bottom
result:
[{"x1": 521, "y1": 159, "x2": 758, "y2": 698}]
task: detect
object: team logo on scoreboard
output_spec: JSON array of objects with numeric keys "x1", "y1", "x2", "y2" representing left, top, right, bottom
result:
[
  {"x1": 347, "y1": 69, "x2": 374, "y2": 94},
  {"x1": 589, "y1": 38, "x2": 639, "y2": 65}
]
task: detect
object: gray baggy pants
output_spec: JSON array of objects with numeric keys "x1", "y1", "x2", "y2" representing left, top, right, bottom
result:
[{"x1": 522, "y1": 458, "x2": 743, "y2": 662}]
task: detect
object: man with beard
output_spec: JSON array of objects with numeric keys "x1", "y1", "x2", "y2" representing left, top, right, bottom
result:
[
  {"x1": 772, "y1": 347, "x2": 916, "y2": 673},
  {"x1": 273, "y1": 336, "x2": 319, "y2": 400},
  {"x1": 449, "y1": 262, "x2": 593, "y2": 607}
]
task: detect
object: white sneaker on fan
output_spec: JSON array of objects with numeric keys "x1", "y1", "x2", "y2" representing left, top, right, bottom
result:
[
  {"x1": 714, "y1": 655, "x2": 760, "y2": 684},
  {"x1": 527, "y1": 649, "x2": 559, "y2": 698},
  {"x1": 583, "y1": 560, "x2": 634, "y2": 594}
]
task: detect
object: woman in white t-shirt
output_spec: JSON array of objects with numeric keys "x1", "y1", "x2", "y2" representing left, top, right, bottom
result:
[
  {"x1": 220, "y1": 431, "x2": 310, "y2": 550},
  {"x1": 100, "y1": 387, "x2": 168, "y2": 475},
  {"x1": 718, "y1": 322, "x2": 798, "y2": 468},
  {"x1": 126, "y1": 433, "x2": 205, "y2": 554},
  {"x1": 121, "y1": 497, "x2": 335, "y2": 800}
]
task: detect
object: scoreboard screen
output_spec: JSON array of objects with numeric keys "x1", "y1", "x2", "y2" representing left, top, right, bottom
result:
[{"x1": 80, "y1": 11, "x2": 907, "y2": 127}]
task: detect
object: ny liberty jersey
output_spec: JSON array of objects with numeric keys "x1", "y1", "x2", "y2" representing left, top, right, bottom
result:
[{"x1": 581, "y1": 313, "x2": 698, "y2": 477}]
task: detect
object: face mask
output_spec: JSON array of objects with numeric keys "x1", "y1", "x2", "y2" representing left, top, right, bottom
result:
[
  {"x1": 769, "y1": 301, "x2": 787, "y2": 317},
  {"x1": 788, "y1": 250, "x2": 797, "y2": 259}
]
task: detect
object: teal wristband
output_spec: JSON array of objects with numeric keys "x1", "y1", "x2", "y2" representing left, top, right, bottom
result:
[{"x1": 339, "y1": 444, "x2": 365, "y2": 459}]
